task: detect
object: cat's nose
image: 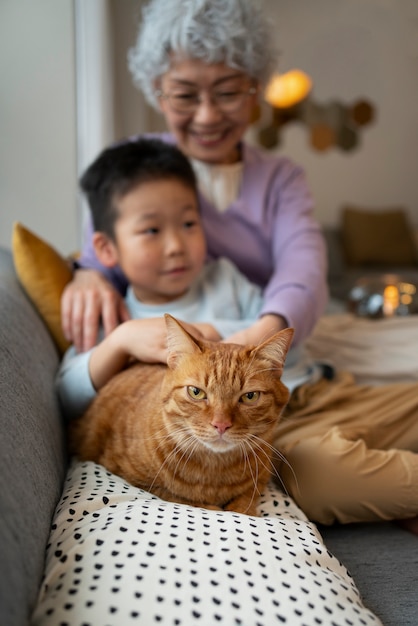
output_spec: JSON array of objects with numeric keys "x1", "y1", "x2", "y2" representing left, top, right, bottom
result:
[{"x1": 211, "y1": 420, "x2": 232, "y2": 435}]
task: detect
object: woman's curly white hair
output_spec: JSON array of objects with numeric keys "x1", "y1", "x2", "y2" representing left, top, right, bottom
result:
[{"x1": 128, "y1": 0, "x2": 279, "y2": 110}]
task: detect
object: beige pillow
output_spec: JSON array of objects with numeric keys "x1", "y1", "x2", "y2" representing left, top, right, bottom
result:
[
  {"x1": 12, "y1": 222, "x2": 72, "y2": 355},
  {"x1": 342, "y1": 206, "x2": 418, "y2": 266}
]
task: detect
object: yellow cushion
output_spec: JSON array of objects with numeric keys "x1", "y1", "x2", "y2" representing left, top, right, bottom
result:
[
  {"x1": 12, "y1": 222, "x2": 72, "y2": 355},
  {"x1": 342, "y1": 206, "x2": 418, "y2": 267}
]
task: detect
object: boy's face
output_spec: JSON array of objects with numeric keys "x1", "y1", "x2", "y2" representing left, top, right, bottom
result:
[{"x1": 107, "y1": 178, "x2": 206, "y2": 304}]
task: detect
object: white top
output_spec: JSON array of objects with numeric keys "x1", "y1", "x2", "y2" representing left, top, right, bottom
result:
[{"x1": 191, "y1": 159, "x2": 243, "y2": 213}]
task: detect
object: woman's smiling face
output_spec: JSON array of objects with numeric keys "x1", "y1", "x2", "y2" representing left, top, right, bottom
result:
[{"x1": 157, "y1": 57, "x2": 259, "y2": 165}]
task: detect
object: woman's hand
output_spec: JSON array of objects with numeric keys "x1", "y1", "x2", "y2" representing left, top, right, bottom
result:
[
  {"x1": 188, "y1": 322, "x2": 221, "y2": 342},
  {"x1": 225, "y1": 314, "x2": 289, "y2": 346},
  {"x1": 61, "y1": 269, "x2": 130, "y2": 353}
]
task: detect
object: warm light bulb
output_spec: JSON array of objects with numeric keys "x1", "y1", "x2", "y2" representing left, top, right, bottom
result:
[
  {"x1": 265, "y1": 70, "x2": 312, "y2": 108},
  {"x1": 383, "y1": 285, "x2": 399, "y2": 316}
]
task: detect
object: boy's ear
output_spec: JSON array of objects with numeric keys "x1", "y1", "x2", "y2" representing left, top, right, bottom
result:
[{"x1": 92, "y1": 232, "x2": 119, "y2": 268}]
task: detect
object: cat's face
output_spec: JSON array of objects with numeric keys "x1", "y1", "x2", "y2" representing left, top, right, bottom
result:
[{"x1": 162, "y1": 315, "x2": 293, "y2": 454}]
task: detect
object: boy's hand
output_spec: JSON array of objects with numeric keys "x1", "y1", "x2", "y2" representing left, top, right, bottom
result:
[
  {"x1": 88, "y1": 318, "x2": 219, "y2": 391},
  {"x1": 61, "y1": 269, "x2": 130, "y2": 353},
  {"x1": 103, "y1": 319, "x2": 220, "y2": 365},
  {"x1": 88, "y1": 318, "x2": 168, "y2": 391},
  {"x1": 114, "y1": 318, "x2": 172, "y2": 364}
]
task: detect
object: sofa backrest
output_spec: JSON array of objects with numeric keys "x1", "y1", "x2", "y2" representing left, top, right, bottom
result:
[{"x1": 0, "y1": 247, "x2": 67, "y2": 626}]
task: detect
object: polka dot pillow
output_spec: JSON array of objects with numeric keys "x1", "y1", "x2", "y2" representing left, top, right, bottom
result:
[{"x1": 32, "y1": 459, "x2": 382, "y2": 626}]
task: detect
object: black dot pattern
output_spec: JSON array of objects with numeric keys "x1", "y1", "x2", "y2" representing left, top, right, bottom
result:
[{"x1": 31, "y1": 460, "x2": 382, "y2": 626}]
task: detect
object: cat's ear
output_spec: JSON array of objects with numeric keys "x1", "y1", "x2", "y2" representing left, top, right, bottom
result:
[
  {"x1": 252, "y1": 327, "x2": 294, "y2": 372},
  {"x1": 165, "y1": 314, "x2": 202, "y2": 369}
]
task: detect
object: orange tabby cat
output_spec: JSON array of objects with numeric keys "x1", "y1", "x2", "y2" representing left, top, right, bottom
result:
[{"x1": 70, "y1": 315, "x2": 293, "y2": 516}]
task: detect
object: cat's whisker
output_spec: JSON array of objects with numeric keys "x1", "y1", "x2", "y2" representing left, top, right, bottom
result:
[
  {"x1": 149, "y1": 424, "x2": 193, "y2": 461},
  {"x1": 246, "y1": 433, "x2": 289, "y2": 466},
  {"x1": 242, "y1": 437, "x2": 275, "y2": 485},
  {"x1": 251, "y1": 450, "x2": 288, "y2": 498},
  {"x1": 129, "y1": 420, "x2": 188, "y2": 445},
  {"x1": 152, "y1": 424, "x2": 192, "y2": 447},
  {"x1": 237, "y1": 440, "x2": 261, "y2": 513},
  {"x1": 244, "y1": 434, "x2": 299, "y2": 497},
  {"x1": 244, "y1": 434, "x2": 275, "y2": 465},
  {"x1": 239, "y1": 440, "x2": 251, "y2": 478},
  {"x1": 148, "y1": 432, "x2": 197, "y2": 491},
  {"x1": 237, "y1": 440, "x2": 251, "y2": 478},
  {"x1": 172, "y1": 436, "x2": 200, "y2": 478},
  {"x1": 240, "y1": 441, "x2": 264, "y2": 514}
]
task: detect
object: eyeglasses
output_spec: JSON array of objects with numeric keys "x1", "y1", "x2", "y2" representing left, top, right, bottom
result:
[{"x1": 155, "y1": 85, "x2": 257, "y2": 115}]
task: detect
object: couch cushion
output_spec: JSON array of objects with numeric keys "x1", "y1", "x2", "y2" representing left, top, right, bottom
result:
[
  {"x1": 342, "y1": 206, "x2": 418, "y2": 267},
  {"x1": 12, "y1": 222, "x2": 72, "y2": 355},
  {"x1": 32, "y1": 459, "x2": 382, "y2": 626},
  {"x1": 0, "y1": 247, "x2": 67, "y2": 626}
]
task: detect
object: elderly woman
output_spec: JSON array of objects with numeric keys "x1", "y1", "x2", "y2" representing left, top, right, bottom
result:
[{"x1": 62, "y1": 0, "x2": 328, "y2": 355}]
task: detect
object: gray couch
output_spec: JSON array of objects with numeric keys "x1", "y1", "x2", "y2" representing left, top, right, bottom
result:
[{"x1": 1, "y1": 245, "x2": 417, "y2": 626}]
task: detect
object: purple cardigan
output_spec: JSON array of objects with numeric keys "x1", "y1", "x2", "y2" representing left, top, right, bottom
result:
[{"x1": 79, "y1": 134, "x2": 328, "y2": 345}]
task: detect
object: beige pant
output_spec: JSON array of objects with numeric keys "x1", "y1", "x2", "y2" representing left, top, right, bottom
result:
[{"x1": 274, "y1": 372, "x2": 418, "y2": 525}]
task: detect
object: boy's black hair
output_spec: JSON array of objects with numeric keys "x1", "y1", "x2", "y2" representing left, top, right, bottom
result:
[{"x1": 80, "y1": 138, "x2": 198, "y2": 239}]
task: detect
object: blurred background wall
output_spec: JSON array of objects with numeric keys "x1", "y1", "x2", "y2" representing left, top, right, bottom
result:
[{"x1": 1, "y1": 0, "x2": 417, "y2": 254}]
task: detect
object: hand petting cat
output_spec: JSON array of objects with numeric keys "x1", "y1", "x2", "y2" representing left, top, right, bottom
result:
[
  {"x1": 225, "y1": 313, "x2": 288, "y2": 346},
  {"x1": 88, "y1": 317, "x2": 222, "y2": 391}
]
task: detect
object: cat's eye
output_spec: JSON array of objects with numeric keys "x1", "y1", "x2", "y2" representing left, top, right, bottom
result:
[
  {"x1": 240, "y1": 391, "x2": 260, "y2": 404},
  {"x1": 187, "y1": 386, "x2": 207, "y2": 400}
]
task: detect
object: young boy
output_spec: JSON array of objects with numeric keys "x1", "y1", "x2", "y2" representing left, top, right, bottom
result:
[{"x1": 57, "y1": 139, "x2": 317, "y2": 420}]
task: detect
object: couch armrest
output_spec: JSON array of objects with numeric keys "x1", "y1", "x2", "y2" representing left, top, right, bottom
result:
[{"x1": 0, "y1": 247, "x2": 67, "y2": 626}]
